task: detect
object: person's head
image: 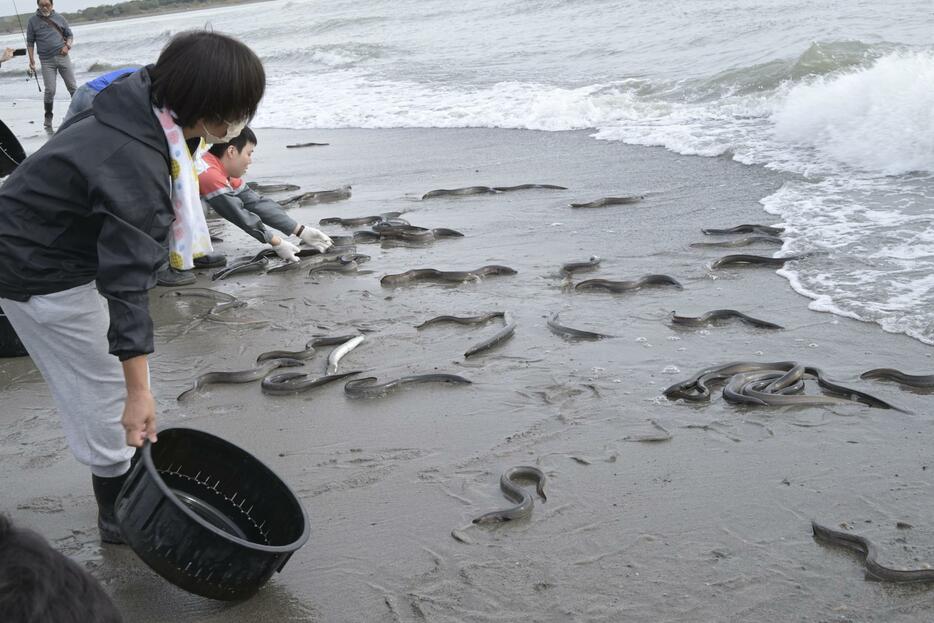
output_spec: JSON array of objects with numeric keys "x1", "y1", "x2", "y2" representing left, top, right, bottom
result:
[
  {"x1": 0, "y1": 514, "x2": 123, "y2": 622},
  {"x1": 36, "y1": 0, "x2": 53, "y2": 16},
  {"x1": 149, "y1": 31, "x2": 265, "y2": 143},
  {"x1": 208, "y1": 126, "x2": 256, "y2": 178}
]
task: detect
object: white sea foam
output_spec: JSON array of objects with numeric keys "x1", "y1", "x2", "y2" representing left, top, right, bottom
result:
[{"x1": 772, "y1": 51, "x2": 934, "y2": 176}]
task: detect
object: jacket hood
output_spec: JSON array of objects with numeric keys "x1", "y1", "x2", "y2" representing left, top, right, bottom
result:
[{"x1": 91, "y1": 66, "x2": 168, "y2": 162}]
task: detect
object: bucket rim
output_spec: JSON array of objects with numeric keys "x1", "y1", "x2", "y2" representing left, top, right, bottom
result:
[{"x1": 140, "y1": 426, "x2": 310, "y2": 554}]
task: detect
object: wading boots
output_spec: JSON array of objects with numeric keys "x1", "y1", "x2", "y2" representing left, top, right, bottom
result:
[{"x1": 91, "y1": 471, "x2": 130, "y2": 545}]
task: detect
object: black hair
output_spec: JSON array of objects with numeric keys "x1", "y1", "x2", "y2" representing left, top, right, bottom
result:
[
  {"x1": 149, "y1": 31, "x2": 265, "y2": 129},
  {"x1": 0, "y1": 514, "x2": 123, "y2": 622},
  {"x1": 207, "y1": 125, "x2": 257, "y2": 157}
]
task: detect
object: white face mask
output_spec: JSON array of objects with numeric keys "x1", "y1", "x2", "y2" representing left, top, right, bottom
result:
[{"x1": 201, "y1": 118, "x2": 247, "y2": 144}]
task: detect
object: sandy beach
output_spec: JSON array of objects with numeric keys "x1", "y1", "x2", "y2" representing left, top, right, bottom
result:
[{"x1": 2, "y1": 98, "x2": 934, "y2": 622}]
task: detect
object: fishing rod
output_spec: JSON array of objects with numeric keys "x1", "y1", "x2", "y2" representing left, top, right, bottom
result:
[{"x1": 10, "y1": 0, "x2": 41, "y2": 92}]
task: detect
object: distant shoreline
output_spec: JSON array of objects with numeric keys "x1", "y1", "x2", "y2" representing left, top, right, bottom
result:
[{"x1": 0, "y1": 0, "x2": 273, "y2": 35}]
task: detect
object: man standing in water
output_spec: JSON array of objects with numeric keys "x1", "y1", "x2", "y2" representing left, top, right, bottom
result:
[{"x1": 26, "y1": 0, "x2": 76, "y2": 129}]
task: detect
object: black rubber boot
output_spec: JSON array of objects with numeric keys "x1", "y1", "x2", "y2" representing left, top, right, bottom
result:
[
  {"x1": 43, "y1": 102, "x2": 53, "y2": 128},
  {"x1": 92, "y1": 471, "x2": 130, "y2": 545},
  {"x1": 193, "y1": 252, "x2": 227, "y2": 269},
  {"x1": 156, "y1": 267, "x2": 196, "y2": 286}
]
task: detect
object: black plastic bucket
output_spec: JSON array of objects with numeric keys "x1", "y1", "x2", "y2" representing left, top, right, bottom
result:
[
  {"x1": 115, "y1": 427, "x2": 310, "y2": 601},
  {"x1": 0, "y1": 119, "x2": 25, "y2": 177},
  {"x1": 0, "y1": 307, "x2": 28, "y2": 358}
]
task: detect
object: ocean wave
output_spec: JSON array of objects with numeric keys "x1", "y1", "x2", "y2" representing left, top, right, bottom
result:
[
  {"x1": 257, "y1": 76, "x2": 652, "y2": 131},
  {"x1": 691, "y1": 41, "x2": 890, "y2": 99},
  {"x1": 771, "y1": 50, "x2": 934, "y2": 175},
  {"x1": 304, "y1": 15, "x2": 388, "y2": 35},
  {"x1": 85, "y1": 62, "x2": 141, "y2": 73},
  {"x1": 261, "y1": 42, "x2": 390, "y2": 68},
  {"x1": 256, "y1": 41, "x2": 933, "y2": 178},
  {"x1": 0, "y1": 68, "x2": 31, "y2": 80}
]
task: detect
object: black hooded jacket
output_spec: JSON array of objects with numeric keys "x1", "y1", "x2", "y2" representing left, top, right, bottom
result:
[{"x1": 0, "y1": 68, "x2": 173, "y2": 360}]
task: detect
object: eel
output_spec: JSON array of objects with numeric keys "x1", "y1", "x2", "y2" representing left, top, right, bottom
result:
[
  {"x1": 256, "y1": 345, "x2": 316, "y2": 363},
  {"x1": 211, "y1": 256, "x2": 268, "y2": 281},
  {"x1": 381, "y1": 266, "x2": 517, "y2": 287},
  {"x1": 429, "y1": 228, "x2": 465, "y2": 238},
  {"x1": 422, "y1": 184, "x2": 566, "y2": 199},
  {"x1": 702, "y1": 224, "x2": 785, "y2": 236},
  {"x1": 859, "y1": 368, "x2": 934, "y2": 389},
  {"x1": 267, "y1": 260, "x2": 308, "y2": 274},
  {"x1": 344, "y1": 373, "x2": 472, "y2": 398},
  {"x1": 663, "y1": 361, "x2": 901, "y2": 410},
  {"x1": 575, "y1": 274, "x2": 682, "y2": 292},
  {"x1": 492, "y1": 184, "x2": 567, "y2": 191},
  {"x1": 560, "y1": 256, "x2": 601, "y2": 275},
  {"x1": 670, "y1": 310, "x2": 783, "y2": 330},
  {"x1": 246, "y1": 182, "x2": 300, "y2": 193},
  {"x1": 472, "y1": 466, "x2": 547, "y2": 524},
  {"x1": 325, "y1": 335, "x2": 365, "y2": 374},
  {"x1": 722, "y1": 369, "x2": 852, "y2": 407},
  {"x1": 421, "y1": 186, "x2": 498, "y2": 199},
  {"x1": 689, "y1": 235, "x2": 783, "y2": 248},
  {"x1": 319, "y1": 212, "x2": 403, "y2": 227},
  {"x1": 261, "y1": 370, "x2": 361, "y2": 395},
  {"x1": 307, "y1": 257, "x2": 359, "y2": 274},
  {"x1": 812, "y1": 521, "x2": 934, "y2": 583},
  {"x1": 569, "y1": 196, "x2": 643, "y2": 208},
  {"x1": 167, "y1": 288, "x2": 238, "y2": 304},
  {"x1": 177, "y1": 358, "x2": 304, "y2": 401},
  {"x1": 464, "y1": 312, "x2": 516, "y2": 358},
  {"x1": 280, "y1": 185, "x2": 352, "y2": 206},
  {"x1": 547, "y1": 312, "x2": 613, "y2": 340},
  {"x1": 710, "y1": 254, "x2": 806, "y2": 269},
  {"x1": 416, "y1": 312, "x2": 505, "y2": 329}
]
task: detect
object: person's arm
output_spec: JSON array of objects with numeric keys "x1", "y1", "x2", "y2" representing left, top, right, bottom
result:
[
  {"x1": 91, "y1": 143, "x2": 173, "y2": 361},
  {"x1": 204, "y1": 192, "x2": 299, "y2": 259},
  {"x1": 121, "y1": 355, "x2": 156, "y2": 447},
  {"x1": 205, "y1": 191, "x2": 273, "y2": 244},
  {"x1": 0, "y1": 48, "x2": 13, "y2": 65},
  {"x1": 238, "y1": 187, "x2": 333, "y2": 251},
  {"x1": 60, "y1": 19, "x2": 73, "y2": 55},
  {"x1": 89, "y1": 143, "x2": 173, "y2": 447},
  {"x1": 25, "y1": 20, "x2": 35, "y2": 71},
  {"x1": 236, "y1": 187, "x2": 299, "y2": 235}
]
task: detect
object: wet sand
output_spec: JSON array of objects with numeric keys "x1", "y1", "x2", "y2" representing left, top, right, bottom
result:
[{"x1": 2, "y1": 103, "x2": 934, "y2": 621}]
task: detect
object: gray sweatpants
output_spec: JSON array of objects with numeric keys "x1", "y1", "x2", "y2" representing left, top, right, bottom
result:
[
  {"x1": 0, "y1": 282, "x2": 135, "y2": 477},
  {"x1": 40, "y1": 53, "x2": 77, "y2": 106}
]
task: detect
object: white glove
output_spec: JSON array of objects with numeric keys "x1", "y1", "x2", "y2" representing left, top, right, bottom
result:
[
  {"x1": 298, "y1": 226, "x2": 333, "y2": 253},
  {"x1": 272, "y1": 238, "x2": 301, "y2": 262}
]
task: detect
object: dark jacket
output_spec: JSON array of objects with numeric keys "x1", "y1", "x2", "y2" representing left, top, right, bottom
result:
[{"x1": 0, "y1": 68, "x2": 172, "y2": 360}]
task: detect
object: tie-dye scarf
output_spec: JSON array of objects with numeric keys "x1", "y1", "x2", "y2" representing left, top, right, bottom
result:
[{"x1": 152, "y1": 106, "x2": 213, "y2": 270}]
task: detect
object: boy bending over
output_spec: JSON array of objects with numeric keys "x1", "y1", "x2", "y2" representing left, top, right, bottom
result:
[{"x1": 199, "y1": 126, "x2": 332, "y2": 261}]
